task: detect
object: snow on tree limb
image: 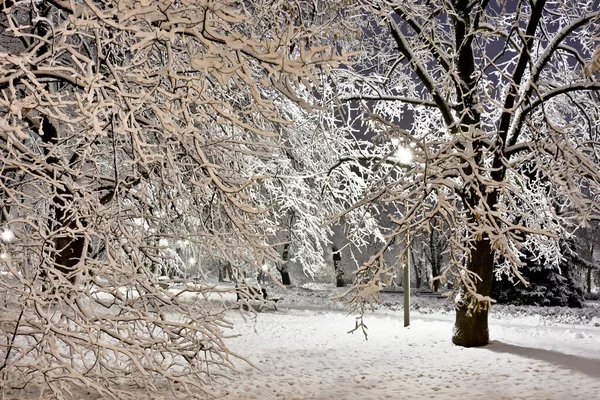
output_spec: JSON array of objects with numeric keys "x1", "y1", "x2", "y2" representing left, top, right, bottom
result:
[
  {"x1": 0, "y1": 0, "x2": 363, "y2": 397},
  {"x1": 333, "y1": 0, "x2": 600, "y2": 332}
]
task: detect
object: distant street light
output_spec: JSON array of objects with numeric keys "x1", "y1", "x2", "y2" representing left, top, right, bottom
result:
[
  {"x1": 396, "y1": 146, "x2": 413, "y2": 164},
  {"x1": 391, "y1": 138, "x2": 413, "y2": 165},
  {"x1": 1, "y1": 228, "x2": 14, "y2": 243}
]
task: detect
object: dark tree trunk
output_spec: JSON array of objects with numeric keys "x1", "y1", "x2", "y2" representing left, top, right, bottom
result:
[
  {"x1": 279, "y1": 270, "x2": 291, "y2": 286},
  {"x1": 429, "y1": 233, "x2": 441, "y2": 292},
  {"x1": 430, "y1": 251, "x2": 442, "y2": 292},
  {"x1": 586, "y1": 267, "x2": 592, "y2": 294},
  {"x1": 332, "y1": 245, "x2": 344, "y2": 287},
  {"x1": 451, "y1": 14, "x2": 493, "y2": 343},
  {"x1": 53, "y1": 229, "x2": 86, "y2": 279},
  {"x1": 453, "y1": 305, "x2": 489, "y2": 347},
  {"x1": 41, "y1": 118, "x2": 85, "y2": 284},
  {"x1": 220, "y1": 262, "x2": 233, "y2": 281},
  {"x1": 278, "y1": 242, "x2": 292, "y2": 285},
  {"x1": 452, "y1": 237, "x2": 494, "y2": 347},
  {"x1": 432, "y1": 276, "x2": 441, "y2": 292},
  {"x1": 409, "y1": 249, "x2": 424, "y2": 290},
  {"x1": 414, "y1": 257, "x2": 422, "y2": 290}
]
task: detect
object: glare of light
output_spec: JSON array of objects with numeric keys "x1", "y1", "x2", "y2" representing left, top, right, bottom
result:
[
  {"x1": 395, "y1": 146, "x2": 413, "y2": 164},
  {"x1": 0, "y1": 252, "x2": 7, "y2": 260},
  {"x1": 188, "y1": 257, "x2": 196, "y2": 265},
  {"x1": 0, "y1": 229, "x2": 14, "y2": 243}
]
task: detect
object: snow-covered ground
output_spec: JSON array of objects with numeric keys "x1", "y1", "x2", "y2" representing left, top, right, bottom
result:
[
  {"x1": 208, "y1": 285, "x2": 600, "y2": 400},
  {"x1": 4, "y1": 284, "x2": 600, "y2": 399},
  {"x1": 213, "y1": 311, "x2": 600, "y2": 400}
]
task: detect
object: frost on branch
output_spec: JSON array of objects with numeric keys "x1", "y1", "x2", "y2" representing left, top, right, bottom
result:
[{"x1": 0, "y1": 0, "x2": 351, "y2": 397}]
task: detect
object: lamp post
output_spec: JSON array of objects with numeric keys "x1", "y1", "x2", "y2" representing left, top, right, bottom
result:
[
  {"x1": 404, "y1": 233, "x2": 410, "y2": 327},
  {"x1": 391, "y1": 141, "x2": 413, "y2": 327}
]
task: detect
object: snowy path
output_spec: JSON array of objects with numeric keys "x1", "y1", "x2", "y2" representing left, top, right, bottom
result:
[{"x1": 213, "y1": 307, "x2": 600, "y2": 400}]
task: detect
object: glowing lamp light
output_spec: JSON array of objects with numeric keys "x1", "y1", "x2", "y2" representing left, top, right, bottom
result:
[
  {"x1": 0, "y1": 229, "x2": 14, "y2": 243},
  {"x1": 391, "y1": 138, "x2": 413, "y2": 165},
  {"x1": 188, "y1": 257, "x2": 196, "y2": 265},
  {"x1": 395, "y1": 146, "x2": 413, "y2": 165}
]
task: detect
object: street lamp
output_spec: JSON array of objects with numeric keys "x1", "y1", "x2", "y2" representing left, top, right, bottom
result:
[
  {"x1": 391, "y1": 138, "x2": 413, "y2": 165},
  {"x1": 404, "y1": 235, "x2": 411, "y2": 327},
  {"x1": 1, "y1": 228, "x2": 14, "y2": 243},
  {"x1": 396, "y1": 146, "x2": 413, "y2": 165},
  {"x1": 391, "y1": 139, "x2": 413, "y2": 327}
]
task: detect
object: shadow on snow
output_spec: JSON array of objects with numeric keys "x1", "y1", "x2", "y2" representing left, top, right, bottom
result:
[{"x1": 485, "y1": 341, "x2": 600, "y2": 379}]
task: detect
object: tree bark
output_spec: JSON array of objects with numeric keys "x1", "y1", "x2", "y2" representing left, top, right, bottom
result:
[
  {"x1": 53, "y1": 231, "x2": 85, "y2": 279},
  {"x1": 452, "y1": 306, "x2": 489, "y2": 348},
  {"x1": 39, "y1": 118, "x2": 86, "y2": 284},
  {"x1": 278, "y1": 242, "x2": 292, "y2": 285},
  {"x1": 279, "y1": 270, "x2": 291, "y2": 285},
  {"x1": 452, "y1": 237, "x2": 494, "y2": 347},
  {"x1": 332, "y1": 245, "x2": 344, "y2": 287},
  {"x1": 587, "y1": 267, "x2": 592, "y2": 294},
  {"x1": 410, "y1": 250, "x2": 422, "y2": 289}
]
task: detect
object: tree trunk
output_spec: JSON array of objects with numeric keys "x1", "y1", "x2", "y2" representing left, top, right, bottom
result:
[
  {"x1": 587, "y1": 267, "x2": 592, "y2": 294},
  {"x1": 40, "y1": 118, "x2": 86, "y2": 284},
  {"x1": 430, "y1": 254, "x2": 441, "y2": 292},
  {"x1": 412, "y1": 251, "x2": 421, "y2": 289},
  {"x1": 453, "y1": 306, "x2": 489, "y2": 347},
  {"x1": 278, "y1": 242, "x2": 292, "y2": 285},
  {"x1": 452, "y1": 237, "x2": 494, "y2": 347},
  {"x1": 54, "y1": 232, "x2": 85, "y2": 279},
  {"x1": 279, "y1": 269, "x2": 291, "y2": 285},
  {"x1": 332, "y1": 245, "x2": 344, "y2": 287},
  {"x1": 432, "y1": 277, "x2": 441, "y2": 292}
]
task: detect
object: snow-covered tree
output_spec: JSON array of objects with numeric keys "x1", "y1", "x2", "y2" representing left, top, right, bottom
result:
[
  {"x1": 251, "y1": 93, "x2": 385, "y2": 286},
  {"x1": 0, "y1": 0, "x2": 359, "y2": 397},
  {"x1": 335, "y1": 0, "x2": 600, "y2": 346}
]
